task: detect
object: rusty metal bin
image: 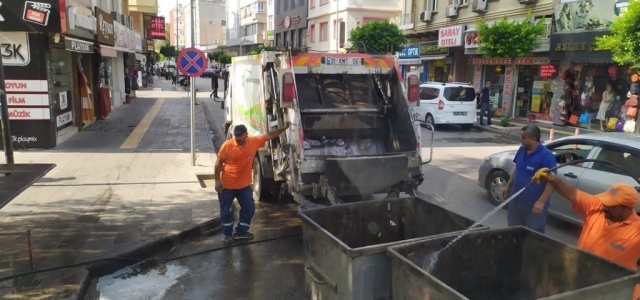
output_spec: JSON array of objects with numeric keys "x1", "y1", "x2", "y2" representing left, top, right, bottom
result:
[
  {"x1": 387, "y1": 226, "x2": 640, "y2": 300},
  {"x1": 298, "y1": 195, "x2": 488, "y2": 300}
]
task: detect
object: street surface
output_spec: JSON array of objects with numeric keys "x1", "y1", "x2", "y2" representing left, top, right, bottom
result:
[{"x1": 81, "y1": 79, "x2": 582, "y2": 299}]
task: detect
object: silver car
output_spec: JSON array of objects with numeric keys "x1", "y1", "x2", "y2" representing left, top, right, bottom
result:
[{"x1": 478, "y1": 133, "x2": 640, "y2": 225}]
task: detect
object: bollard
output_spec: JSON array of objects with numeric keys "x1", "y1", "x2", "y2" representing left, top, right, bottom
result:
[
  {"x1": 549, "y1": 129, "x2": 555, "y2": 141},
  {"x1": 27, "y1": 230, "x2": 33, "y2": 270}
]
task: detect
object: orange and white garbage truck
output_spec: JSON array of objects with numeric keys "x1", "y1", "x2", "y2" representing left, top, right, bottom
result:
[{"x1": 215, "y1": 50, "x2": 431, "y2": 205}]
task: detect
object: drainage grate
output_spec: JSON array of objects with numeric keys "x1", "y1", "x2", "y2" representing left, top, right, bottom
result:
[{"x1": 196, "y1": 174, "x2": 216, "y2": 188}]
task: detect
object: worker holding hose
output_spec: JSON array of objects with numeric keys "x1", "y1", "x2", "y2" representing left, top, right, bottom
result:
[{"x1": 532, "y1": 169, "x2": 640, "y2": 300}]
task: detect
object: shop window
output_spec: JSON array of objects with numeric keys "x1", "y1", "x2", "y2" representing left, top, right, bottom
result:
[
  {"x1": 515, "y1": 65, "x2": 559, "y2": 120},
  {"x1": 483, "y1": 65, "x2": 505, "y2": 107}
]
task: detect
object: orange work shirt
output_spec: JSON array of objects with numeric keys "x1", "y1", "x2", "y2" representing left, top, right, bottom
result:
[
  {"x1": 217, "y1": 135, "x2": 267, "y2": 189},
  {"x1": 573, "y1": 191, "x2": 640, "y2": 300}
]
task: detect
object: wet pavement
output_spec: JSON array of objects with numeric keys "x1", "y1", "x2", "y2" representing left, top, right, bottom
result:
[{"x1": 84, "y1": 201, "x2": 304, "y2": 300}]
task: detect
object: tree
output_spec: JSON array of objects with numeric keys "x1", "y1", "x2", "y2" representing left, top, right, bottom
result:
[
  {"x1": 159, "y1": 42, "x2": 177, "y2": 59},
  {"x1": 218, "y1": 54, "x2": 232, "y2": 64},
  {"x1": 248, "y1": 45, "x2": 275, "y2": 55},
  {"x1": 208, "y1": 50, "x2": 224, "y2": 62},
  {"x1": 476, "y1": 12, "x2": 547, "y2": 118},
  {"x1": 349, "y1": 21, "x2": 407, "y2": 54},
  {"x1": 155, "y1": 52, "x2": 165, "y2": 63},
  {"x1": 595, "y1": 1, "x2": 639, "y2": 68}
]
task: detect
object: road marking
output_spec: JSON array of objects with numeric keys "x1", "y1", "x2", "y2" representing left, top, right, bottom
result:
[{"x1": 120, "y1": 99, "x2": 165, "y2": 149}]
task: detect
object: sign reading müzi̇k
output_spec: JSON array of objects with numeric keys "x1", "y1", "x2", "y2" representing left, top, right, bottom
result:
[{"x1": 0, "y1": 31, "x2": 55, "y2": 149}]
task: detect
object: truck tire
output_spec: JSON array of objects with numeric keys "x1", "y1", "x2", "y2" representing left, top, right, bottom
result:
[{"x1": 252, "y1": 157, "x2": 276, "y2": 203}]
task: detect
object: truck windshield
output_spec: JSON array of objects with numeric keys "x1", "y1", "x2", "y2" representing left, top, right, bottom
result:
[
  {"x1": 295, "y1": 74, "x2": 385, "y2": 109},
  {"x1": 444, "y1": 87, "x2": 475, "y2": 102}
]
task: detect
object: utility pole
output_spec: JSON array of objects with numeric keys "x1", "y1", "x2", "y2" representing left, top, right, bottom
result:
[
  {"x1": 0, "y1": 55, "x2": 14, "y2": 164},
  {"x1": 335, "y1": 0, "x2": 339, "y2": 53},
  {"x1": 189, "y1": 0, "x2": 196, "y2": 166}
]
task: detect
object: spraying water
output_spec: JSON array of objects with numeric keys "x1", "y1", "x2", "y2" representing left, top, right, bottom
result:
[{"x1": 423, "y1": 186, "x2": 528, "y2": 272}]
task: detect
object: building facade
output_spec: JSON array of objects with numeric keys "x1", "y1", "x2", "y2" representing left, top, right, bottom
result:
[
  {"x1": 169, "y1": 4, "x2": 187, "y2": 48},
  {"x1": 398, "y1": 0, "x2": 553, "y2": 119},
  {"x1": 181, "y1": 0, "x2": 227, "y2": 52},
  {"x1": 274, "y1": 0, "x2": 308, "y2": 48},
  {"x1": 226, "y1": 0, "x2": 268, "y2": 55},
  {"x1": 307, "y1": 0, "x2": 401, "y2": 52}
]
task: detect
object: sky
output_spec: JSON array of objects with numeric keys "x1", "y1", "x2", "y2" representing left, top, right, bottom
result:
[{"x1": 158, "y1": 0, "x2": 188, "y2": 17}]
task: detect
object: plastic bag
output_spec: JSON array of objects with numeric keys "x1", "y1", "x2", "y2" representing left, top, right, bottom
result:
[
  {"x1": 578, "y1": 113, "x2": 589, "y2": 124},
  {"x1": 623, "y1": 120, "x2": 636, "y2": 133}
]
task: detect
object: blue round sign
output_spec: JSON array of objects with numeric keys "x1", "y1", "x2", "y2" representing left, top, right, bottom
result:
[{"x1": 177, "y1": 47, "x2": 207, "y2": 77}]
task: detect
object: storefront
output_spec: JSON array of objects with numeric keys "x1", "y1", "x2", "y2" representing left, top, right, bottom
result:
[
  {"x1": 436, "y1": 25, "x2": 465, "y2": 82},
  {"x1": 397, "y1": 45, "x2": 421, "y2": 78},
  {"x1": 0, "y1": 0, "x2": 64, "y2": 149},
  {"x1": 95, "y1": 7, "x2": 118, "y2": 115},
  {"x1": 114, "y1": 19, "x2": 138, "y2": 105},
  {"x1": 419, "y1": 41, "x2": 450, "y2": 83},
  {"x1": 549, "y1": 31, "x2": 628, "y2": 129}
]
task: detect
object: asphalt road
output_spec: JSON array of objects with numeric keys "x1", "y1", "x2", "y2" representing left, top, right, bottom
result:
[{"x1": 85, "y1": 80, "x2": 583, "y2": 299}]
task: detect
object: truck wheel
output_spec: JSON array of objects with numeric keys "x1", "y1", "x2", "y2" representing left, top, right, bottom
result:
[{"x1": 252, "y1": 157, "x2": 275, "y2": 202}]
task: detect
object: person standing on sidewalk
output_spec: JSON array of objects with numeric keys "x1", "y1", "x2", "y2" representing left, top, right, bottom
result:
[
  {"x1": 501, "y1": 125, "x2": 557, "y2": 233},
  {"x1": 214, "y1": 123, "x2": 290, "y2": 243},
  {"x1": 531, "y1": 170, "x2": 640, "y2": 300},
  {"x1": 479, "y1": 81, "x2": 493, "y2": 126},
  {"x1": 210, "y1": 71, "x2": 219, "y2": 98}
]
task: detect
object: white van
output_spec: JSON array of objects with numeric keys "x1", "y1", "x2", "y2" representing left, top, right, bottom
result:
[{"x1": 415, "y1": 82, "x2": 477, "y2": 130}]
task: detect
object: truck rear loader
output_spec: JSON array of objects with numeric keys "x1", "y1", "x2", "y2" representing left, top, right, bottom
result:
[{"x1": 216, "y1": 50, "x2": 431, "y2": 205}]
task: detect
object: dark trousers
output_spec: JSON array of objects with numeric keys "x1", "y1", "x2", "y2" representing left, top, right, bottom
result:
[
  {"x1": 480, "y1": 102, "x2": 492, "y2": 125},
  {"x1": 219, "y1": 186, "x2": 255, "y2": 235},
  {"x1": 210, "y1": 88, "x2": 218, "y2": 98},
  {"x1": 507, "y1": 202, "x2": 548, "y2": 233}
]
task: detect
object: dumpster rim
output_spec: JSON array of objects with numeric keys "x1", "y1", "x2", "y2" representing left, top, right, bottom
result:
[
  {"x1": 386, "y1": 226, "x2": 640, "y2": 299},
  {"x1": 298, "y1": 196, "x2": 489, "y2": 258}
]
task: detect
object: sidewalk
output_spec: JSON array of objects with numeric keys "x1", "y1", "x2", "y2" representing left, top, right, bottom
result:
[
  {"x1": 474, "y1": 112, "x2": 600, "y2": 140},
  {"x1": 0, "y1": 79, "x2": 220, "y2": 299}
]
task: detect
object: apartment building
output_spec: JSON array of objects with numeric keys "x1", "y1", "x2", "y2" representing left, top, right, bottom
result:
[
  {"x1": 226, "y1": 0, "x2": 269, "y2": 55},
  {"x1": 396, "y1": 0, "x2": 553, "y2": 118},
  {"x1": 169, "y1": 4, "x2": 187, "y2": 47},
  {"x1": 181, "y1": 0, "x2": 227, "y2": 51},
  {"x1": 266, "y1": 0, "x2": 275, "y2": 45},
  {"x1": 274, "y1": 0, "x2": 307, "y2": 48},
  {"x1": 307, "y1": 0, "x2": 401, "y2": 52},
  {"x1": 128, "y1": 0, "x2": 159, "y2": 52}
]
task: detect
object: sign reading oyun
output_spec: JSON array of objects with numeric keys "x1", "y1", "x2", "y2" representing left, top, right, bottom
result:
[{"x1": 438, "y1": 25, "x2": 464, "y2": 47}]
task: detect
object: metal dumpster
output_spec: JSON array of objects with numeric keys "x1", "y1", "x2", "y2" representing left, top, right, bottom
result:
[
  {"x1": 387, "y1": 226, "x2": 640, "y2": 300},
  {"x1": 298, "y1": 195, "x2": 488, "y2": 300}
]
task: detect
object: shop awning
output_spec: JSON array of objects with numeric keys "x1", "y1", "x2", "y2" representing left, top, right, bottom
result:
[
  {"x1": 100, "y1": 45, "x2": 118, "y2": 58},
  {"x1": 63, "y1": 36, "x2": 93, "y2": 54},
  {"x1": 420, "y1": 55, "x2": 447, "y2": 61}
]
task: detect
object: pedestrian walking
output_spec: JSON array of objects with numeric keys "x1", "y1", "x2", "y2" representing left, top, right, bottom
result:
[
  {"x1": 223, "y1": 69, "x2": 229, "y2": 95},
  {"x1": 532, "y1": 170, "x2": 640, "y2": 300},
  {"x1": 479, "y1": 81, "x2": 492, "y2": 125},
  {"x1": 210, "y1": 71, "x2": 219, "y2": 98},
  {"x1": 172, "y1": 68, "x2": 178, "y2": 85},
  {"x1": 502, "y1": 125, "x2": 557, "y2": 233},
  {"x1": 214, "y1": 123, "x2": 290, "y2": 243}
]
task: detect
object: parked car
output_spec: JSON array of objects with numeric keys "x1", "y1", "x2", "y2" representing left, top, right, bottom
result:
[
  {"x1": 415, "y1": 82, "x2": 477, "y2": 130},
  {"x1": 478, "y1": 133, "x2": 640, "y2": 225},
  {"x1": 200, "y1": 68, "x2": 215, "y2": 78}
]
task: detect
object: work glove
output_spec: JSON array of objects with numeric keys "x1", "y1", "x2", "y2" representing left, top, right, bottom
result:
[
  {"x1": 215, "y1": 181, "x2": 223, "y2": 193},
  {"x1": 532, "y1": 168, "x2": 554, "y2": 184}
]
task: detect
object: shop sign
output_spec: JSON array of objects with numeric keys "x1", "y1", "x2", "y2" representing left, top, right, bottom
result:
[
  {"x1": 472, "y1": 58, "x2": 512, "y2": 65},
  {"x1": 67, "y1": 6, "x2": 95, "y2": 33},
  {"x1": 114, "y1": 21, "x2": 136, "y2": 52},
  {"x1": 0, "y1": 108, "x2": 51, "y2": 120},
  {"x1": 1, "y1": 32, "x2": 31, "y2": 67},
  {"x1": 134, "y1": 32, "x2": 143, "y2": 52},
  {"x1": 397, "y1": 46, "x2": 420, "y2": 58},
  {"x1": 472, "y1": 65, "x2": 482, "y2": 90},
  {"x1": 540, "y1": 65, "x2": 557, "y2": 77},
  {"x1": 64, "y1": 38, "x2": 93, "y2": 53},
  {"x1": 419, "y1": 41, "x2": 448, "y2": 56},
  {"x1": 0, "y1": 0, "x2": 62, "y2": 33},
  {"x1": 549, "y1": 31, "x2": 612, "y2": 62},
  {"x1": 59, "y1": 91, "x2": 68, "y2": 110},
  {"x1": 6, "y1": 94, "x2": 49, "y2": 106},
  {"x1": 554, "y1": 0, "x2": 621, "y2": 33},
  {"x1": 5, "y1": 80, "x2": 48, "y2": 92},
  {"x1": 148, "y1": 16, "x2": 166, "y2": 40},
  {"x1": 95, "y1": 7, "x2": 115, "y2": 46},
  {"x1": 398, "y1": 58, "x2": 422, "y2": 65},
  {"x1": 502, "y1": 66, "x2": 514, "y2": 114},
  {"x1": 438, "y1": 25, "x2": 464, "y2": 48},
  {"x1": 615, "y1": 0, "x2": 629, "y2": 16},
  {"x1": 472, "y1": 57, "x2": 550, "y2": 65},
  {"x1": 464, "y1": 31, "x2": 480, "y2": 49},
  {"x1": 56, "y1": 111, "x2": 72, "y2": 128},
  {"x1": 514, "y1": 57, "x2": 550, "y2": 65}
]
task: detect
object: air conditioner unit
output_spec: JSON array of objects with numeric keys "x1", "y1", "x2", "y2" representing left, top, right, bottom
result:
[
  {"x1": 517, "y1": 0, "x2": 538, "y2": 4},
  {"x1": 419, "y1": 11, "x2": 432, "y2": 22},
  {"x1": 111, "y1": 12, "x2": 118, "y2": 21},
  {"x1": 445, "y1": 5, "x2": 458, "y2": 17},
  {"x1": 471, "y1": 0, "x2": 488, "y2": 12}
]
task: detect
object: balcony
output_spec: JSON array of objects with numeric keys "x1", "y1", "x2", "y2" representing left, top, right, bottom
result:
[
  {"x1": 128, "y1": 0, "x2": 158, "y2": 14},
  {"x1": 240, "y1": 13, "x2": 267, "y2": 26},
  {"x1": 227, "y1": 33, "x2": 264, "y2": 46},
  {"x1": 391, "y1": 13, "x2": 414, "y2": 30}
]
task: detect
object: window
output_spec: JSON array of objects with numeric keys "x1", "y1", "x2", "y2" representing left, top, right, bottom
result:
[
  {"x1": 251, "y1": 2, "x2": 265, "y2": 12},
  {"x1": 320, "y1": 0, "x2": 329, "y2": 4},
  {"x1": 222, "y1": 20, "x2": 226, "y2": 26},
  {"x1": 269, "y1": 0, "x2": 273, "y2": 6},
  {"x1": 547, "y1": 143, "x2": 594, "y2": 166},
  {"x1": 320, "y1": 22, "x2": 328, "y2": 41},
  {"x1": 209, "y1": 21, "x2": 213, "y2": 25},
  {"x1": 419, "y1": 87, "x2": 440, "y2": 100},
  {"x1": 268, "y1": 15, "x2": 273, "y2": 30},
  {"x1": 591, "y1": 146, "x2": 640, "y2": 178},
  {"x1": 453, "y1": 0, "x2": 468, "y2": 5},
  {"x1": 444, "y1": 87, "x2": 475, "y2": 102},
  {"x1": 428, "y1": 0, "x2": 438, "y2": 11},
  {"x1": 310, "y1": 24, "x2": 315, "y2": 43},
  {"x1": 310, "y1": 0, "x2": 315, "y2": 8},
  {"x1": 291, "y1": 0, "x2": 296, "y2": 9}
]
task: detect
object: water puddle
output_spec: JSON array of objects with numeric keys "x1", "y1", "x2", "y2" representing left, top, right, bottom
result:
[
  {"x1": 96, "y1": 262, "x2": 188, "y2": 300},
  {"x1": 423, "y1": 186, "x2": 527, "y2": 272}
]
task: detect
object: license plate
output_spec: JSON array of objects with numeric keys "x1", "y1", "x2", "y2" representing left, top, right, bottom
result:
[
  {"x1": 324, "y1": 57, "x2": 362, "y2": 66},
  {"x1": 454, "y1": 112, "x2": 467, "y2": 116}
]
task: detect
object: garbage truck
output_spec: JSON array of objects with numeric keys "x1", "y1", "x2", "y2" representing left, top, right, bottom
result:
[{"x1": 215, "y1": 50, "x2": 431, "y2": 205}]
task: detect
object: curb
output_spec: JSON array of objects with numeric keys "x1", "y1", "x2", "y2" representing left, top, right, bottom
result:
[
  {"x1": 75, "y1": 217, "x2": 222, "y2": 299},
  {"x1": 472, "y1": 124, "x2": 521, "y2": 139}
]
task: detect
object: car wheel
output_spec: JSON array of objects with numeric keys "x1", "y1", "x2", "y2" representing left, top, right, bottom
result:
[
  {"x1": 425, "y1": 114, "x2": 435, "y2": 126},
  {"x1": 461, "y1": 124, "x2": 473, "y2": 131},
  {"x1": 486, "y1": 170, "x2": 510, "y2": 206}
]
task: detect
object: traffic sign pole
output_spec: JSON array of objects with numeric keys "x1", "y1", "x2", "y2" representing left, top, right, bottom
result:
[{"x1": 190, "y1": 0, "x2": 196, "y2": 167}]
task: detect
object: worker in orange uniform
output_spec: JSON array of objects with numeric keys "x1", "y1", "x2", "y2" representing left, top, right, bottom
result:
[
  {"x1": 533, "y1": 168, "x2": 640, "y2": 300},
  {"x1": 214, "y1": 123, "x2": 290, "y2": 243}
]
